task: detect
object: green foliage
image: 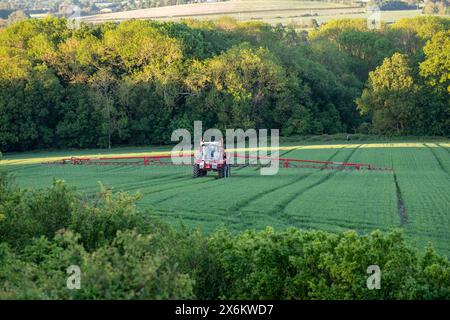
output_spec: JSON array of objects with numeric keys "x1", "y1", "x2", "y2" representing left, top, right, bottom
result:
[
  {"x1": 0, "y1": 172, "x2": 144, "y2": 251},
  {"x1": 310, "y1": 19, "x2": 394, "y2": 72},
  {"x1": 391, "y1": 16, "x2": 450, "y2": 40},
  {"x1": 197, "y1": 227, "x2": 450, "y2": 299},
  {"x1": 186, "y1": 43, "x2": 286, "y2": 129},
  {"x1": 70, "y1": 183, "x2": 144, "y2": 251},
  {"x1": 357, "y1": 49, "x2": 449, "y2": 135},
  {"x1": 420, "y1": 30, "x2": 450, "y2": 93},
  {"x1": 0, "y1": 230, "x2": 195, "y2": 299},
  {"x1": 0, "y1": 16, "x2": 449, "y2": 152},
  {"x1": 309, "y1": 19, "x2": 369, "y2": 41},
  {"x1": 357, "y1": 53, "x2": 419, "y2": 134}
]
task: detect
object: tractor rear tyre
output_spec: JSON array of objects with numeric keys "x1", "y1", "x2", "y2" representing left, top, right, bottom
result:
[
  {"x1": 218, "y1": 165, "x2": 224, "y2": 179},
  {"x1": 193, "y1": 164, "x2": 200, "y2": 178},
  {"x1": 218, "y1": 164, "x2": 230, "y2": 179}
]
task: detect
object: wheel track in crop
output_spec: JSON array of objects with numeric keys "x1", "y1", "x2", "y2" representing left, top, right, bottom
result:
[
  {"x1": 228, "y1": 207, "x2": 389, "y2": 230},
  {"x1": 419, "y1": 145, "x2": 450, "y2": 230},
  {"x1": 116, "y1": 174, "x2": 190, "y2": 193},
  {"x1": 139, "y1": 172, "x2": 224, "y2": 197},
  {"x1": 106, "y1": 173, "x2": 208, "y2": 197},
  {"x1": 425, "y1": 144, "x2": 450, "y2": 176},
  {"x1": 76, "y1": 172, "x2": 189, "y2": 194},
  {"x1": 438, "y1": 143, "x2": 450, "y2": 154},
  {"x1": 85, "y1": 150, "x2": 299, "y2": 204},
  {"x1": 392, "y1": 171, "x2": 408, "y2": 225},
  {"x1": 150, "y1": 205, "x2": 392, "y2": 234},
  {"x1": 3, "y1": 163, "x2": 41, "y2": 173},
  {"x1": 282, "y1": 214, "x2": 390, "y2": 233},
  {"x1": 226, "y1": 147, "x2": 345, "y2": 214},
  {"x1": 150, "y1": 194, "x2": 179, "y2": 205},
  {"x1": 389, "y1": 149, "x2": 408, "y2": 225},
  {"x1": 150, "y1": 207, "x2": 241, "y2": 224},
  {"x1": 271, "y1": 145, "x2": 361, "y2": 218},
  {"x1": 248, "y1": 148, "x2": 301, "y2": 172},
  {"x1": 232, "y1": 148, "x2": 298, "y2": 172}
]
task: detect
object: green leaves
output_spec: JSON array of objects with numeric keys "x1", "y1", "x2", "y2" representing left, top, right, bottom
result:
[
  {"x1": 185, "y1": 43, "x2": 287, "y2": 129},
  {"x1": 357, "y1": 53, "x2": 420, "y2": 134},
  {"x1": 0, "y1": 16, "x2": 449, "y2": 151},
  {"x1": 420, "y1": 30, "x2": 450, "y2": 93},
  {"x1": 203, "y1": 228, "x2": 450, "y2": 300}
]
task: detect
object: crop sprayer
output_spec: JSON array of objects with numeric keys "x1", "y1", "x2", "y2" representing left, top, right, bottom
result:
[{"x1": 42, "y1": 141, "x2": 393, "y2": 178}]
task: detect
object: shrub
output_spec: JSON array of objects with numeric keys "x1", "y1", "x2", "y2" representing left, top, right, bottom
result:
[
  {"x1": 69, "y1": 183, "x2": 145, "y2": 251},
  {"x1": 0, "y1": 175, "x2": 145, "y2": 251},
  {"x1": 0, "y1": 178, "x2": 77, "y2": 250},
  {"x1": 0, "y1": 231, "x2": 195, "y2": 299},
  {"x1": 201, "y1": 228, "x2": 450, "y2": 299}
]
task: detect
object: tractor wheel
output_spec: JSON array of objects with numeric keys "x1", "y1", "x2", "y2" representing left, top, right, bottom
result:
[
  {"x1": 193, "y1": 164, "x2": 200, "y2": 178},
  {"x1": 218, "y1": 165, "x2": 225, "y2": 179},
  {"x1": 220, "y1": 164, "x2": 230, "y2": 179}
]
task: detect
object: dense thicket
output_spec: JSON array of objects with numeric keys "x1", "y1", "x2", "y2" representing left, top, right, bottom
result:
[
  {"x1": 0, "y1": 16, "x2": 448, "y2": 151},
  {"x1": 0, "y1": 171, "x2": 449, "y2": 299}
]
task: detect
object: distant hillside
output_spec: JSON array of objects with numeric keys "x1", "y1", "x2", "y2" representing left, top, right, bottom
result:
[
  {"x1": 80, "y1": 0, "x2": 430, "y2": 26},
  {"x1": 82, "y1": 0, "x2": 357, "y2": 24}
]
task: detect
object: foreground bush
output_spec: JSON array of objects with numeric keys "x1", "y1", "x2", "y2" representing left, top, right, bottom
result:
[
  {"x1": 0, "y1": 176, "x2": 145, "y2": 251},
  {"x1": 0, "y1": 172, "x2": 193, "y2": 299},
  {"x1": 0, "y1": 171, "x2": 449, "y2": 299},
  {"x1": 202, "y1": 228, "x2": 450, "y2": 299}
]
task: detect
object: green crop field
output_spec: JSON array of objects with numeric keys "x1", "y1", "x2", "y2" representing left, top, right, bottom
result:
[{"x1": 1, "y1": 141, "x2": 450, "y2": 256}]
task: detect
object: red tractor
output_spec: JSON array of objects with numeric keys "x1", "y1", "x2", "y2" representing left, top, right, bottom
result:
[{"x1": 193, "y1": 140, "x2": 230, "y2": 178}]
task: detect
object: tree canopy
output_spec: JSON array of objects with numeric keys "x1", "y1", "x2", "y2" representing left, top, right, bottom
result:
[{"x1": 0, "y1": 16, "x2": 449, "y2": 151}]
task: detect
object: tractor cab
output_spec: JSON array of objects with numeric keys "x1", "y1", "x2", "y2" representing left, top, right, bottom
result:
[
  {"x1": 193, "y1": 140, "x2": 230, "y2": 179},
  {"x1": 201, "y1": 142, "x2": 221, "y2": 161}
]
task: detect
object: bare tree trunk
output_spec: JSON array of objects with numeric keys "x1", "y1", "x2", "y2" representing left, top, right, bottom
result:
[{"x1": 108, "y1": 104, "x2": 112, "y2": 149}]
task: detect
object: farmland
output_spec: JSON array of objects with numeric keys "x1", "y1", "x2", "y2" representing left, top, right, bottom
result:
[
  {"x1": 81, "y1": 0, "x2": 426, "y2": 26},
  {"x1": 2, "y1": 140, "x2": 449, "y2": 256},
  {"x1": 0, "y1": 8, "x2": 449, "y2": 300}
]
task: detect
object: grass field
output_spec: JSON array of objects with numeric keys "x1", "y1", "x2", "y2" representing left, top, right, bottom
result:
[
  {"x1": 1, "y1": 140, "x2": 450, "y2": 256},
  {"x1": 82, "y1": 0, "x2": 428, "y2": 26}
]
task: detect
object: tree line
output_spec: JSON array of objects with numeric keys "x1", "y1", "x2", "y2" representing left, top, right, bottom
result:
[
  {"x1": 0, "y1": 16, "x2": 448, "y2": 152},
  {"x1": 0, "y1": 171, "x2": 449, "y2": 299}
]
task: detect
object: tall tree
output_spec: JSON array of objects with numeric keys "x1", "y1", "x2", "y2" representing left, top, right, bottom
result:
[
  {"x1": 357, "y1": 53, "x2": 420, "y2": 134},
  {"x1": 91, "y1": 68, "x2": 117, "y2": 149},
  {"x1": 420, "y1": 30, "x2": 450, "y2": 94}
]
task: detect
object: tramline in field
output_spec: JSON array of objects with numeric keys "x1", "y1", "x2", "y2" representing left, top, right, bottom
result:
[{"x1": 42, "y1": 141, "x2": 393, "y2": 178}]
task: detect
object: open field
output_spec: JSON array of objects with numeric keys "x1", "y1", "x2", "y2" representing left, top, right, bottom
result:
[
  {"x1": 81, "y1": 0, "x2": 428, "y2": 26},
  {"x1": 1, "y1": 140, "x2": 449, "y2": 256}
]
